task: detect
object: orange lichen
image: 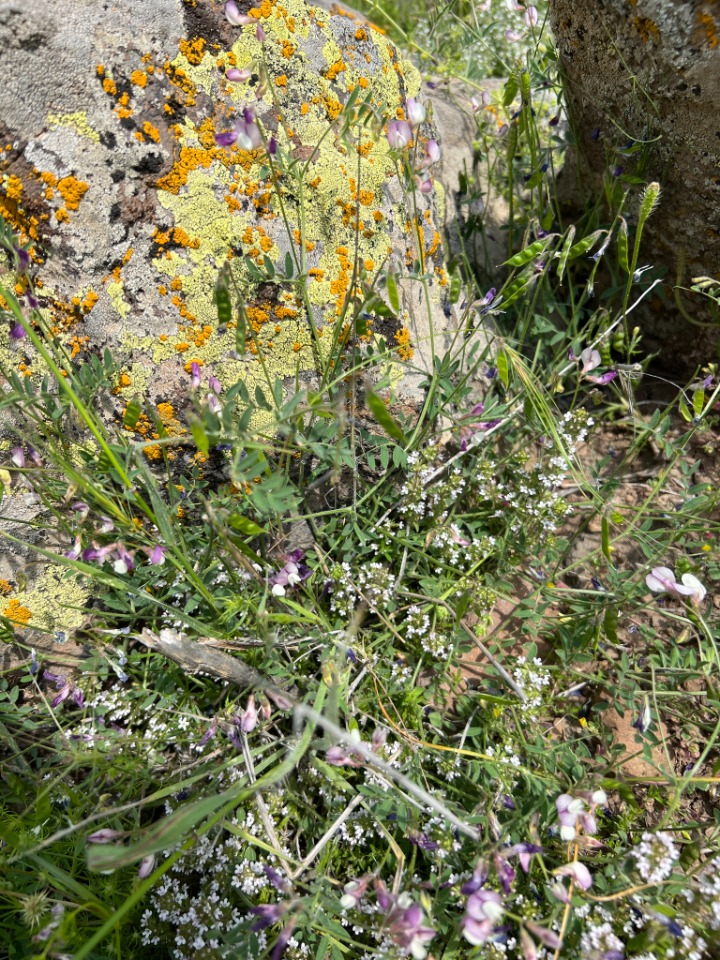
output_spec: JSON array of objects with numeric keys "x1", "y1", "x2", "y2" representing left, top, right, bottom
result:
[
  {"x1": 122, "y1": 247, "x2": 134, "y2": 265},
  {"x1": 118, "y1": 372, "x2": 132, "y2": 388},
  {"x1": 55, "y1": 208, "x2": 70, "y2": 223},
  {"x1": 3, "y1": 598, "x2": 32, "y2": 624},
  {"x1": 171, "y1": 276, "x2": 183, "y2": 291},
  {"x1": 324, "y1": 60, "x2": 346, "y2": 82},
  {"x1": 281, "y1": 40, "x2": 295, "y2": 58},
  {"x1": 143, "y1": 121, "x2": 161, "y2": 143},
  {"x1": 81, "y1": 290, "x2": 99, "y2": 313},
  {"x1": 276, "y1": 75, "x2": 288, "y2": 87},
  {"x1": 57, "y1": 176, "x2": 89, "y2": 211},
  {"x1": 130, "y1": 70, "x2": 148, "y2": 87},
  {"x1": 300, "y1": 102, "x2": 310, "y2": 116},
  {"x1": 102, "y1": 77, "x2": 117, "y2": 96},
  {"x1": 394, "y1": 326, "x2": 413, "y2": 361},
  {"x1": 4, "y1": 175, "x2": 22, "y2": 203},
  {"x1": 172, "y1": 226, "x2": 200, "y2": 248},
  {"x1": 179, "y1": 37, "x2": 207, "y2": 65},
  {"x1": 699, "y1": 12, "x2": 719, "y2": 48},
  {"x1": 633, "y1": 16, "x2": 659, "y2": 41},
  {"x1": 0, "y1": 580, "x2": 12, "y2": 596}
]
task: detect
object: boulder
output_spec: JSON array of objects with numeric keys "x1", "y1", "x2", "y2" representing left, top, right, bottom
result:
[
  {"x1": 0, "y1": 0, "x2": 475, "y2": 418},
  {"x1": 550, "y1": 0, "x2": 720, "y2": 373}
]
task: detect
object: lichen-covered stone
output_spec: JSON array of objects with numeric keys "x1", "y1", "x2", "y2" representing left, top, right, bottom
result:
[
  {"x1": 0, "y1": 0, "x2": 468, "y2": 417},
  {"x1": 0, "y1": 0, "x2": 492, "y2": 630},
  {"x1": 550, "y1": 0, "x2": 720, "y2": 371}
]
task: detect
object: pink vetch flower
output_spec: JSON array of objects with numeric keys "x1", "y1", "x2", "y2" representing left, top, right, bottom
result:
[
  {"x1": 374, "y1": 879, "x2": 436, "y2": 960},
  {"x1": 239, "y1": 694, "x2": 258, "y2": 733},
  {"x1": 226, "y1": 67, "x2": 252, "y2": 82},
  {"x1": 524, "y1": 922, "x2": 561, "y2": 949},
  {"x1": 215, "y1": 112, "x2": 262, "y2": 151},
  {"x1": 462, "y1": 888, "x2": 504, "y2": 946},
  {"x1": 138, "y1": 854, "x2": 156, "y2": 879},
  {"x1": 256, "y1": 22, "x2": 266, "y2": 42},
  {"x1": 190, "y1": 360, "x2": 202, "y2": 387},
  {"x1": 386, "y1": 119, "x2": 413, "y2": 150},
  {"x1": 554, "y1": 860, "x2": 593, "y2": 890},
  {"x1": 87, "y1": 828, "x2": 125, "y2": 844},
  {"x1": 10, "y1": 447, "x2": 25, "y2": 468},
  {"x1": 471, "y1": 90, "x2": 491, "y2": 113},
  {"x1": 646, "y1": 566, "x2": 706, "y2": 604},
  {"x1": 225, "y1": 1, "x2": 255, "y2": 25},
  {"x1": 43, "y1": 670, "x2": 84, "y2": 709},
  {"x1": 270, "y1": 550, "x2": 310, "y2": 597},
  {"x1": 208, "y1": 375, "x2": 222, "y2": 395},
  {"x1": 505, "y1": 28, "x2": 525, "y2": 42},
  {"x1": 458, "y1": 402, "x2": 503, "y2": 451},
  {"x1": 197, "y1": 716, "x2": 218, "y2": 747},
  {"x1": 406, "y1": 97, "x2": 426, "y2": 126},
  {"x1": 340, "y1": 875, "x2": 372, "y2": 910},
  {"x1": 416, "y1": 173, "x2": 433, "y2": 195},
  {"x1": 145, "y1": 544, "x2": 166, "y2": 566},
  {"x1": 424, "y1": 139, "x2": 440, "y2": 165},
  {"x1": 556, "y1": 793, "x2": 586, "y2": 841},
  {"x1": 524, "y1": 5, "x2": 538, "y2": 27}
]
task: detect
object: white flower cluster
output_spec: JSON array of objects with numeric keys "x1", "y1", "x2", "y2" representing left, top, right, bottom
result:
[
  {"x1": 329, "y1": 562, "x2": 394, "y2": 619},
  {"x1": 140, "y1": 807, "x2": 290, "y2": 959},
  {"x1": 579, "y1": 913, "x2": 625, "y2": 959},
  {"x1": 513, "y1": 656, "x2": 552, "y2": 720},
  {"x1": 695, "y1": 855, "x2": 720, "y2": 929},
  {"x1": 630, "y1": 830, "x2": 680, "y2": 884}
]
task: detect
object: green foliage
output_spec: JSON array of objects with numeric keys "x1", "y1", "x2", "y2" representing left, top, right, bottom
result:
[{"x1": 0, "y1": 3, "x2": 719, "y2": 959}]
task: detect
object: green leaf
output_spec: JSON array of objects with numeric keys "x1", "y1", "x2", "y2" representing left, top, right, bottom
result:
[
  {"x1": 365, "y1": 386, "x2": 407, "y2": 444},
  {"x1": 88, "y1": 791, "x2": 232, "y2": 872},
  {"x1": 497, "y1": 350, "x2": 510, "y2": 388},
  {"x1": 386, "y1": 272, "x2": 400, "y2": 314},
  {"x1": 123, "y1": 398, "x2": 141, "y2": 430},
  {"x1": 284, "y1": 251, "x2": 295, "y2": 279},
  {"x1": 189, "y1": 418, "x2": 209, "y2": 455},
  {"x1": 262, "y1": 255, "x2": 276, "y2": 278},
  {"x1": 692, "y1": 388, "x2": 705, "y2": 417},
  {"x1": 228, "y1": 514, "x2": 266, "y2": 536},
  {"x1": 601, "y1": 515, "x2": 612, "y2": 563},
  {"x1": 678, "y1": 397, "x2": 693, "y2": 422}
]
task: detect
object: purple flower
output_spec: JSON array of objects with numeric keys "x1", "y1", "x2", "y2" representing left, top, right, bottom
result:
[
  {"x1": 524, "y1": 5, "x2": 538, "y2": 26},
  {"x1": 507, "y1": 842, "x2": 543, "y2": 873},
  {"x1": 556, "y1": 794, "x2": 585, "y2": 841},
  {"x1": 10, "y1": 447, "x2": 25, "y2": 468},
  {"x1": 215, "y1": 116, "x2": 262, "y2": 151},
  {"x1": 340, "y1": 875, "x2": 372, "y2": 909},
  {"x1": 325, "y1": 743, "x2": 364, "y2": 767},
  {"x1": 226, "y1": 67, "x2": 252, "y2": 82},
  {"x1": 425, "y1": 139, "x2": 440, "y2": 165},
  {"x1": 208, "y1": 376, "x2": 222, "y2": 394},
  {"x1": 270, "y1": 551, "x2": 310, "y2": 596},
  {"x1": 10, "y1": 322, "x2": 26, "y2": 340},
  {"x1": 197, "y1": 717, "x2": 218, "y2": 747},
  {"x1": 190, "y1": 361, "x2": 201, "y2": 387},
  {"x1": 633, "y1": 698, "x2": 652, "y2": 734},
  {"x1": 462, "y1": 889, "x2": 504, "y2": 945},
  {"x1": 87, "y1": 828, "x2": 125, "y2": 844},
  {"x1": 251, "y1": 902, "x2": 288, "y2": 931},
  {"x1": 386, "y1": 120, "x2": 413, "y2": 150},
  {"x1": 240, "y1": 694, "x2": 258, "y2": 732},
  {"x1": 554, "y1": 861, "x2": 593, "y2": 890},
  {"x1": 579, "y1": 347, "x2": 601, "y2": 373},
  {"x1": 493, "y1": 853, "x2": 516, "y2": 893},
  {"x1": 138, "y1": 854, "x2": 156, "y2": 878},
  {"x1": 207, "y1": 393, "x2": 222, "y2": 414},
  {"x1": 256, "y1": 22, "x2": 266, "y2": 42},
  {"x1": 406, "y1": 98, "x2": 426, "y2": 126},
  {"x1": 461, "y1": 858, "x2": 489, "y2": 895},
  {"x1": 268, "y1": 136, "x2": 278, "y2": 156},
  {"x1": 525, "y1": 922, "x2": 561, "y2": 949},
  {"x1": 146, "y1": 544, "x2": 166, "y2": 566},
  {"x1": 585, "y1": 370, "x2": 617, "y2": 386},
  {"x1": 505, "y1": 29, "x2": 524, "y2": 42},
  {"x1": 373, "y1": 880, "x2": 435, "y2": 959},
  {"x1": 646, "y1": 566, "x2": 706, "y2": 604},
  {"x1": 225, "y1": 1, "x2": 254, "y2": 25}
]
